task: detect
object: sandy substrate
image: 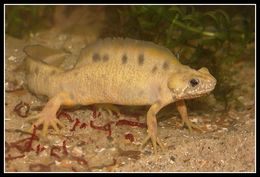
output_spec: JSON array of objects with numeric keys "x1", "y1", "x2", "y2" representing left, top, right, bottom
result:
[
  {"x1": 4, "y1": 35, "x2": 255, "y2": 173},
  {"x1": 4, "y1": 6, "x2": 255, "y2": 172}
]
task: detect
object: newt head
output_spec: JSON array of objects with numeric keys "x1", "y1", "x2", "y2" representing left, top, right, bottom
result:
[{"x1": 167, "y1": 66, "x2": 217, "y2": 100}]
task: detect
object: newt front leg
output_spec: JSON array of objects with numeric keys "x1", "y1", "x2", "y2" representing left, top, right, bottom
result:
[
  {"x1": 141, "y1": 101, "x2": 166, "y2": 154},
  {"x1": 176, "y1": 100, "x2": 203, "y2": 133}
]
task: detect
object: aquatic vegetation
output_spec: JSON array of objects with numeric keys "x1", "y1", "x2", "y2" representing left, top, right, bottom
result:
[{"x1": 106, "y1": 5, "x2": 254, "y2": 109}]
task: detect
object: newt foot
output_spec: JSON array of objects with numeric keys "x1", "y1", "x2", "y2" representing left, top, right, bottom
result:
[
  {"x1": 27, "y1": 112, "x2": 65, "y2": 136},
  {"x1": 140, "y1": 134, "x2": 165, "y2": 154},
  {"x1": 181, "y1": 118, "x2": 204, "y2": 133},
  {"x1": 96, "y1": 104, "x2": 120, "y2": 117}
]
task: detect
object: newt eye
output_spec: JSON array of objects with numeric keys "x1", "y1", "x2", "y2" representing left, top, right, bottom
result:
[{"x1": 190, "y1": 78, "x2": 199, "y2": 87}]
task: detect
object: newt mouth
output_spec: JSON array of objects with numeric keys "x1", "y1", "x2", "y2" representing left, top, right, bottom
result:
[{"x1": 176, "y1": 88, "x2": 214, "y2": 100}]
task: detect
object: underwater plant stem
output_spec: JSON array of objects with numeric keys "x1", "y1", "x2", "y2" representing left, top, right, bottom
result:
[{"x1": 172, "y1": 18, "x2": 216, "y2": 37}]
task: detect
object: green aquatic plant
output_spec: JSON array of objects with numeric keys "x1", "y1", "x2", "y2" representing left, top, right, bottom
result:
[
  {"x1": 106, "y1": 5, "x2": 255, "y2": 110},
  {"x1": 108, "y1": 5, "x2": 254, "y2": 52}
]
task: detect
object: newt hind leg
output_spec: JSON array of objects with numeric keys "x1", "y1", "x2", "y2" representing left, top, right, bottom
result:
[
  {"x1": 27, "y1": 92, "x2": 73, "y2": 136},
  {"x1": 95, "y1": 104, "x2": 120, "y2": 117},
  {"x1": 140, "y1": 102, "x2": 166, "y2": 154}
]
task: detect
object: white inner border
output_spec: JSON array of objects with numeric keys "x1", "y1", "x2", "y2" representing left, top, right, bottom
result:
[{"x1": 3, "y1": 3, "x2": 257, "y2": 173}]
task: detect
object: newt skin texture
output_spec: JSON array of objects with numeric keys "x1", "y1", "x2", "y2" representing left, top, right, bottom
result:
[{"x1": 24, "y1": 38, "x2": 216, "y2": 153}]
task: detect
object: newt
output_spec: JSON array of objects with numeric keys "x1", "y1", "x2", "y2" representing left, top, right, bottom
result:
[{"x1": 23, "y1": 37, "x2": 216, "y2": 153}]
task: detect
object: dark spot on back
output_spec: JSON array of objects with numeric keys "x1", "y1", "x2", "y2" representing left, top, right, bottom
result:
[
  {"x1": 50, "y1": 70, "x2": 56, "y2": 75},
  {"x1": 138, "y1": 54, "x2": 144, "y2": 65},
  {"x1": 163, "y1": 61, "x2": 169, "y2": 70},
  {"x1": 103, "y1": 54, "x2": 109, "y2": 62},
  {"x1": 92, "y1": 53, "x2": 101, "y2": 62},
  {"x1": 152, "y1": 66, "x2": 157, "y2": 73},
  {"x1": 35, "y1": 67, "x2": 39, "y2": 75},
  {"x1": 121, "y1": 54, "x2": 127, "y2": 64}
]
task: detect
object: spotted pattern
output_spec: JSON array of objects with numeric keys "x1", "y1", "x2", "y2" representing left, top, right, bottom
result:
[
  {"x1": 50, "y1": 70, "x2": 56, "y2": 75},
  {"x1": 122, "y1": 54, "x2": 127, "y2": 64},
  {"x1": 138, "y1": 54, "x2": 144, "y2": 65},
  {"x1": 152, "y1": 66, "x2": 157, "y2": 73},
  {"x1": 103, "y1": 54, "x2": 109, "y2": 62},
  {"x1": 162, "y1": 61, "x2": 169, "y2": 70},
  {"x1": 92, "y1": 53, "x2": 101, "y2": 62}
]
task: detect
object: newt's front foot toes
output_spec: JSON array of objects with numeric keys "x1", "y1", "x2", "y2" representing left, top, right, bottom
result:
[
  {"x1": 140, "y1": 135, "x2": 165, "y2": 154},
  {"x1": 182, "y1": 119, "x2": 204, "y2": 133},
  {"x1": 28, "y1": 114, "x2": 65, "y2": 136}
]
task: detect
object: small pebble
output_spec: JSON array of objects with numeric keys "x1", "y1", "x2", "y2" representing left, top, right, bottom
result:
[{"x1": 8, "y1": 56, "x2": 16, "y2": 61}]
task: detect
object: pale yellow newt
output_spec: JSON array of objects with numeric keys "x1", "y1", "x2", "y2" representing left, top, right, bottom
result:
[{"x1": 24, "y1": 37, "x2": 216, "y2": 153}]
